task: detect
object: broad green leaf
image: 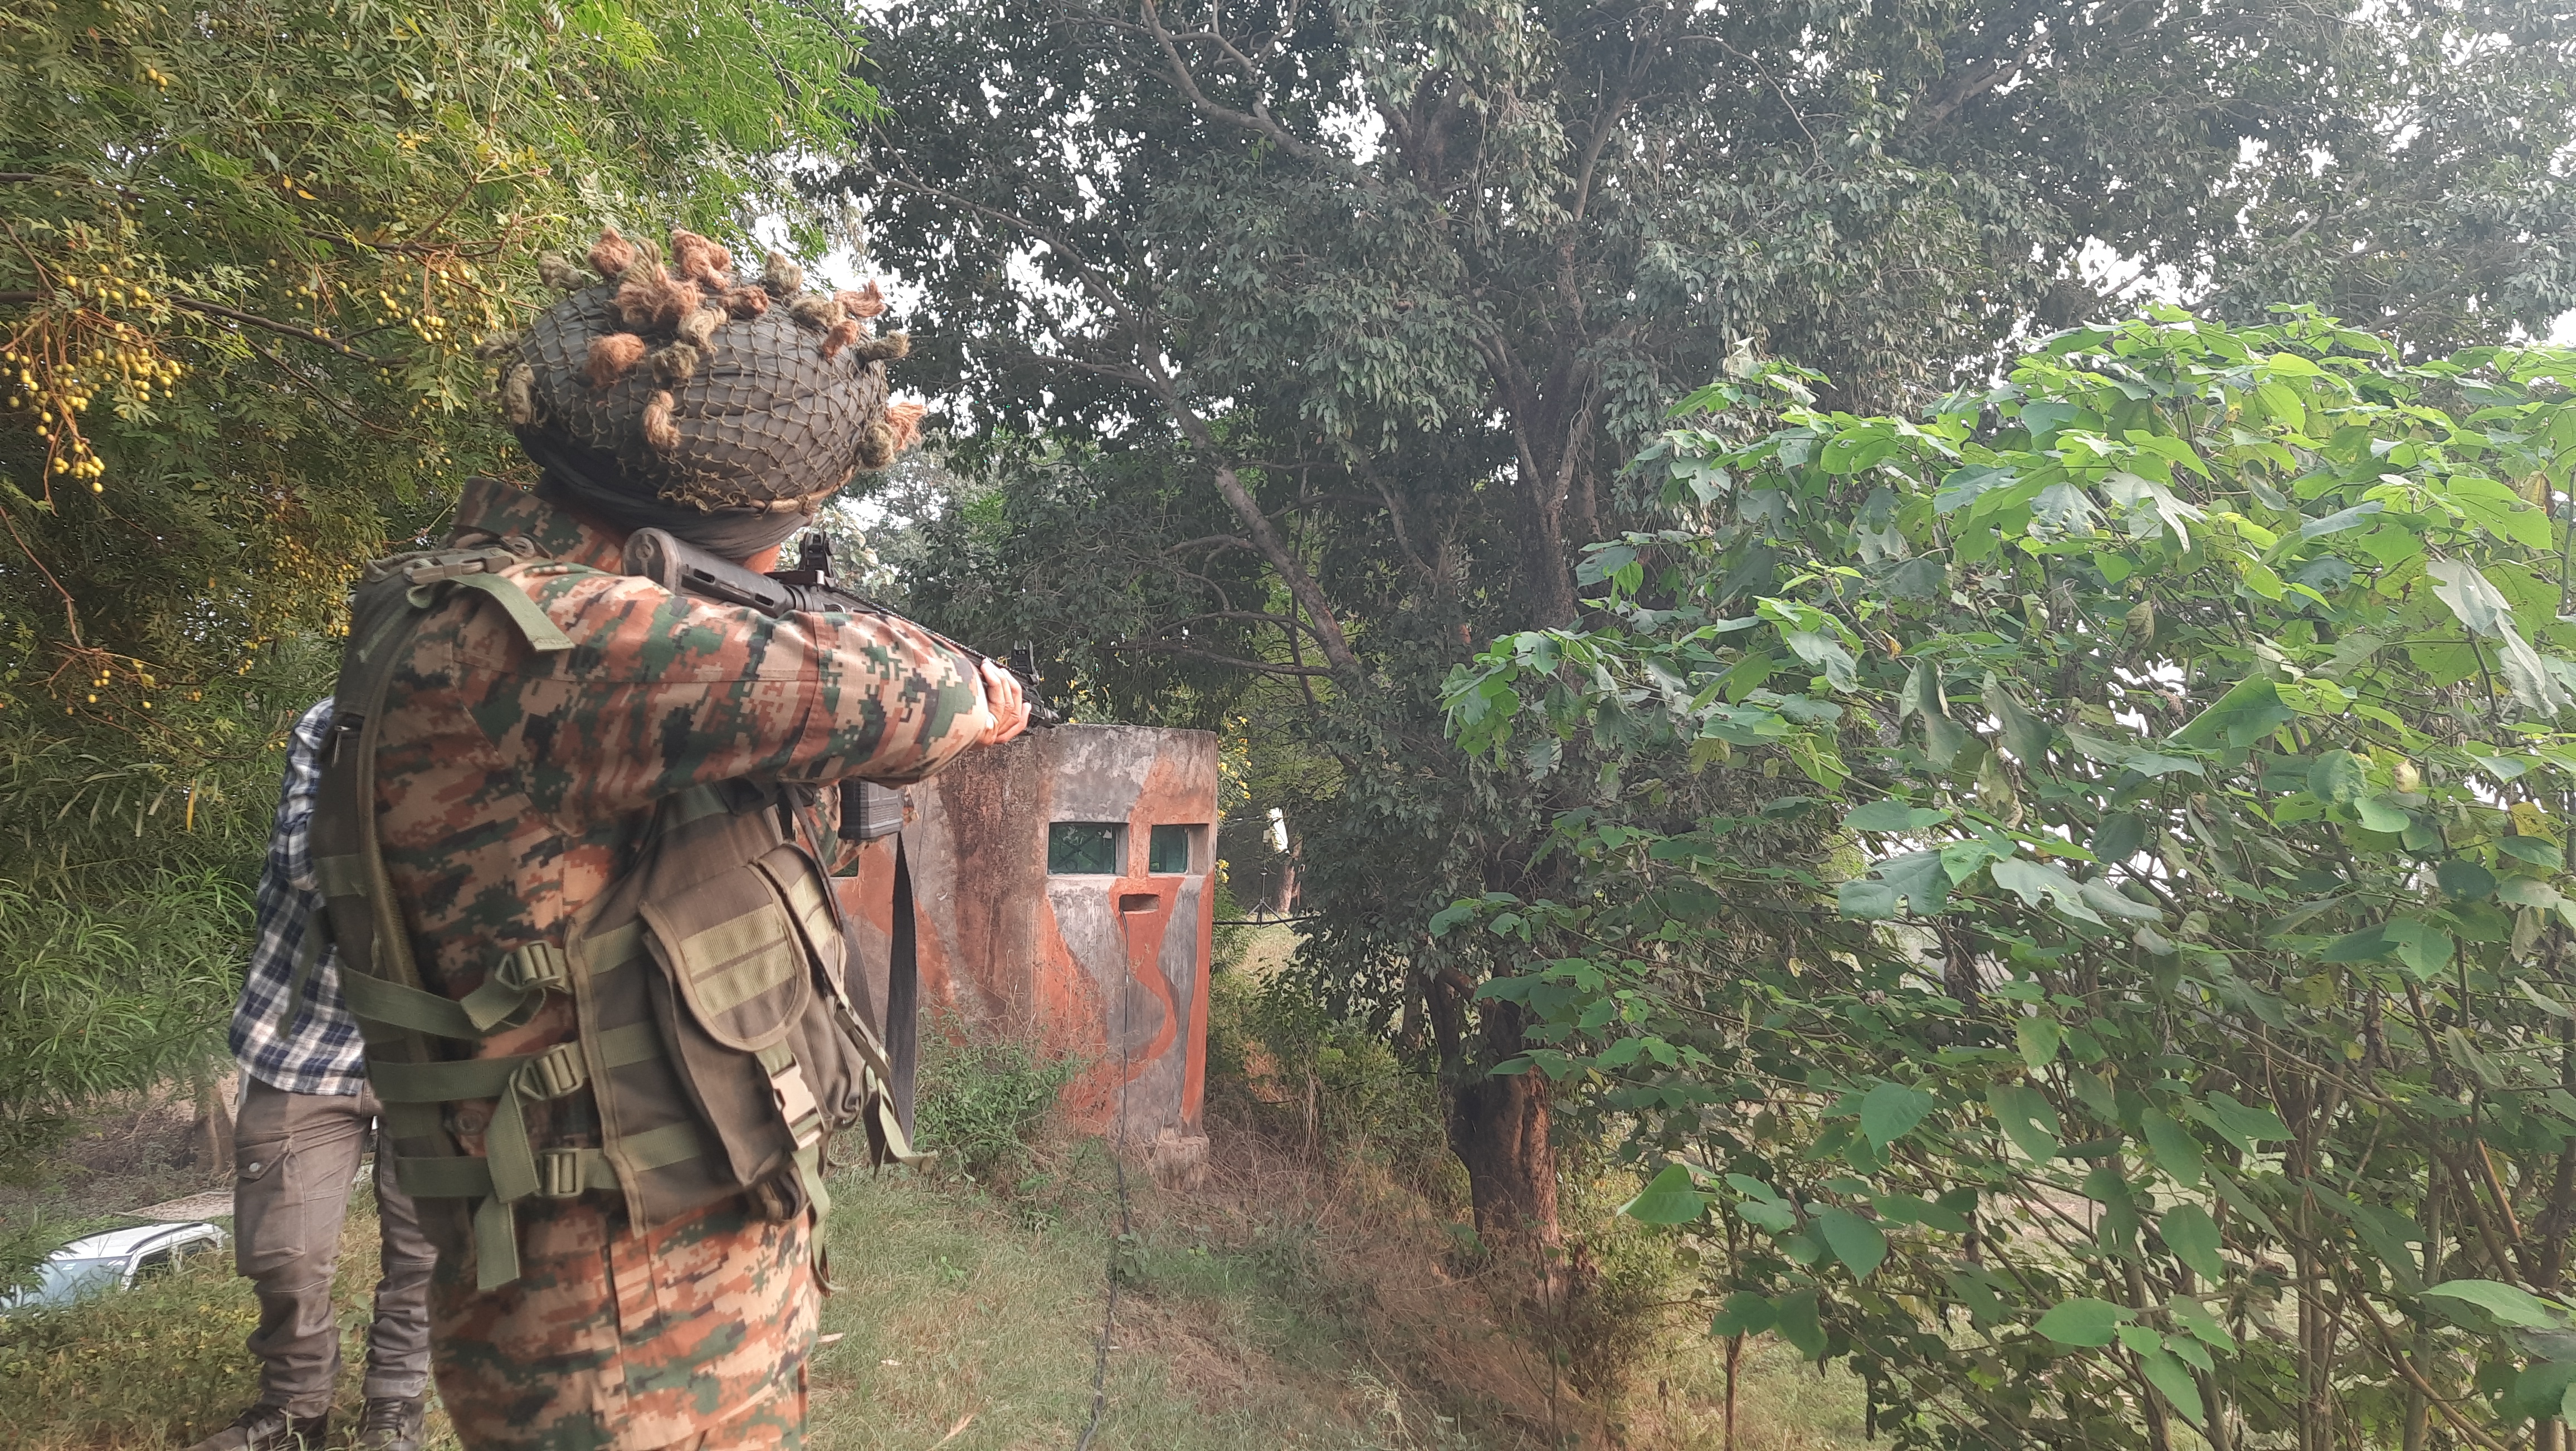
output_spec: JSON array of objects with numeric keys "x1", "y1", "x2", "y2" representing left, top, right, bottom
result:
[
  {"x1": 2188, "y1": 1093, "x2": 2292, "y2": 1156},
  {"x1": 1992, "y1": 856, "x2": 2105, "y2": 925},
  {"x1": 1874, "y1": 1193, "x2": 1969, "y2": 1234},
  {"x1": 2299, "y1": 500, "x2": 2385, "y2": 539},
  {"x1": 2168, "y1": 1295, "x2": 2233, "y2": 1348},
  {"x1": 2033, "y1": 1296, "x2": 2130, "y2": 1347},
  {"x1": 1859, "y1": 1080, "x2": 1936, "y2": 1150},
  {"x1": 2428, "y1": 559, "x2": 2574, "y2": 717},
  {"x1": 2309, "y1": 749, "x2": 2368, "y2": 804},
  {"x1": 2319, "y1": 925, "x2": 2392, "y2": 963},
  {"x1": 1837, "y1": 848, "x2": 1950, "y2": 919},
  {"x1": 2161, "y1": 1203, "x2": 2225, "y2": 1282},
  {"x1": 2501, "y1": 836, "x2": 2565, "y2": 869},
  {"x1": 1775, "y1": 1288, "x2": 1828, "y2": 1360},
  {"x1": 1817, "y1": 1207, "x2": 1889, "y2": 1280},
  {"x1": 2078, "y1": 876, "x2": 2165, "y2": 922},
  {"x1": 2138, "y1": 1345, "x2": 2207, "y2": 1426},
  {"x1": 2171, "y1": 676, "x2": 2296, "y2": 748},
  {"x1": 2438, "y1": 858, "x2": 2498, "y2": 900},
  {"x1": 1984, "y1": 674, "x2": 2053, "y2": 761},
  {"x1": 2498, "y1": 875, "x2": 2569, "y2": 911},
  {"x1": 1618, "y1": 1163, "x2": 1710, "y2": 1224},
  {"x1": 2355, "y1": 793, "x2": 2413, "y2": 833},
  {"x1": 1989, "y1": 1084, "x2": 2062, "y2": 1163},
  {"x1": 2320, "y1": 1191, "x2": 2426, "y2": 1294},
  {"x1": 2092, "y1": 812, "x2": 2146, "y2": 865},
  {"x1": 2424, "y1": 1279, "x2": 2565, "y2": 1328},
  {"x1": 2141, "y1": 1111, "x2": 2206, "y2": 1187},
  {"x1": 2383, "y1": 919, "x2": 2456, "y2": 979},
  {"x1": 1901, "y1": 662, "x2": 1970, "y2": 766},
  {"x1": 1710, "y1": 1291, "x2": 1775, "y2": 1337},
  {"x1": 1845, "y1": 800, "x2": 1950, "y2": 833},
  {"x1": 2016, "y1": 1015, "x2": 2063, "y2": 1070}
]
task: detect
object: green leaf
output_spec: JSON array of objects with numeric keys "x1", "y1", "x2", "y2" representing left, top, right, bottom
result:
[
  {"x1": 2321, "y1": 1192, "x2": 2426, "y2": 1294},
  {"x1": 1618, "y1": 1163, "x2": 1710, "y2": 1225},
  {"x1": 2141, "y1": 1110, "x2": 2206, "y2": 1187},
  {"x1": 2188, "y1": 1093, "x2": 2292, "y2": 1157},
  {"x1": 2383, "y1": 919, "x2": 2457, "y2": 979},
  {"x1": 2501, "y1": 836, "x2": 2564, "y2": 869},
  {"x1": 1873, "y1": 1192, "x2": 1969, "y2": 1234},
  {"x1": 1989, "y1": 1084, "x2": 2062, "y2": 1163},
  {"x1": 2309, "y1": 749, "x2": 2369, "y2": 804},
  {"x1": 1991, "y1": 856, "x2": 2106, "y2": 925},
  {"x1": 1859, "y1": 1080, "x2": 1936, "y2": 1150},
  {"x1": 1844, "y1": 800, "x2": 1950, "y2": 833},
  {"x1": 2168, "y1": 1295, "x2": 2233, "y2": 1349},
  {"x1": 2428, "y1": 559, "x2": 2574, "y2": 718},
  {"x1": 2499, "y1": 875, "x2": 2570, "y2": 911},
  {"x1": 2438, "y1": 858, "x2": 2499, "y2": 900},
  {"x1": 2162, "y1": 1202, "x2": 2225, "y2": 1282},
  {"x1": 1817, "y1": 1207, "x2": 1889, "y2": 1280},
  {"x1": 1837, "y1": 848, "x2": 1950, "y2": 919},
  {"x1": 2016, "y1": 1016, "x2": 2063, "y2": 1070},
  {"x1": 1984, "y1": 674, "x2": 2053, "y2": 761},
  {"x1": 1710, "y1": 1291, "x2": 1775, "y2": 1338},
  {"x1": 2423, "y1": 1279, "x2": 2566, "y2": 1328},
  {"x1": 2171, "y1": 676, "x2": 2296, "y2": 748},
  {"x1": 2138, "y1": 1345, "x2": 2207, "y2": 1426},
  {"x1": 2355, "y1": 793, "x2": 2414, "y2": 833},
  {"x1": 2092, "y1": 812, "x2": 2146, "y2": 865},
  {"x1": 2078, "y1": 876, "x2": 2165, "y2": 922},
  {"x1": 1774, "y1": 1288, "x2": 1827, "y2": 1360},
  {"x1": 2319, "y1": 925, "x2": 2392, "y2": 963},
  {"x1": 1900, "y1": 661, "x2": 1972, "y2": 767},
  {"x1": 2034, "y1": 1296, "x2": 2130, "y2": 1347}
]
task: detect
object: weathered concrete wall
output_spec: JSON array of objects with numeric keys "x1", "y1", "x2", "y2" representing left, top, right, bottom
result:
[{"x1": 837, "y1": 725, "x2": 1217, "y2": 1174}]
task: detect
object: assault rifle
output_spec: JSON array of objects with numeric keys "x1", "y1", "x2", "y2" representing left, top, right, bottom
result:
[{"x1": 622, "y1": 527, "x2": 1060, "y2": 843}]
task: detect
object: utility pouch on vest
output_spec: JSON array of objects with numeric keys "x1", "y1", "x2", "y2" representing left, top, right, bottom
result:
[{"x1": 310, "y1": 539, "x2": 913, "y2": 1292}]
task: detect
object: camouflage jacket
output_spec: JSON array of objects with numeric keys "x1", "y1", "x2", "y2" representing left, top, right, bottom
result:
[{"x1": 380, "y1": 477, "x2": 998, "y2": 1447}]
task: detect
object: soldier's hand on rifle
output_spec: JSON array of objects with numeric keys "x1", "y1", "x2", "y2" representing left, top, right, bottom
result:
[{"x1": 977, "y1": 657, "x2": 1032, "y2": 746}]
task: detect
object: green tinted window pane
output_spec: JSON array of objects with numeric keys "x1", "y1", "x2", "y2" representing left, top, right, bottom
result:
[
  {"x1": 1149, "y1": 824, "x2": 1201, "y2": 874},
  {"x1": 1048, "y1": 822, "x2": 1122, "y2": 874}
]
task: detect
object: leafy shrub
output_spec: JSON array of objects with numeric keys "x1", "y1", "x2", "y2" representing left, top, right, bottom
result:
[
  {"x1": 1446, "y1": 311, "x2": 2576, "y2": 1443},
  {"x1": 910, "y1": 1015, "x2": 1077, "y2": 1185}
]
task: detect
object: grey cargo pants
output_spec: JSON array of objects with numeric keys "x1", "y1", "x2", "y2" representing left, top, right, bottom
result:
[{"x1": 232, "y1": 1074, "x2": 435, "y2": 1415}]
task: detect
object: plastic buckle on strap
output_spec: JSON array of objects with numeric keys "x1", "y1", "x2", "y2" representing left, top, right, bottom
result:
[
  {"x1": 400, "y1": 549, "x2": 508, "y2": 586},
  {"x1": 499, "y1": 942, "x2": 569, "y2": 995},
  {"x1": 536, "y1": 1148, "x2": 587, "y2": 1199},
  {"x1": 522, "y1": 1042, "x2": 587, "y2": 1101}
]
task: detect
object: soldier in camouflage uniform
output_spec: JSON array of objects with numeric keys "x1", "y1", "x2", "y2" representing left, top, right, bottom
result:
[{"x1": 330, "y1": 227, "x2": 1026, "y2": 1450}]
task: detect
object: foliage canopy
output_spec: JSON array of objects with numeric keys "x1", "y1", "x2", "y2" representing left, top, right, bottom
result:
[{"x1": 1446, "y1": 311, "x2": 2576, "y2": 1445}]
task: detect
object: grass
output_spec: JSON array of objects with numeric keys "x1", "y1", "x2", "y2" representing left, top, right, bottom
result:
[{"x1": 0, "y1": 965, "x2": 1882, "y2": 1449}]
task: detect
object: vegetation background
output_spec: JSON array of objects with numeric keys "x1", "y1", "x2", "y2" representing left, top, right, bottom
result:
[{"x1": 9, "y1": 0, "x2": 2576, "y2": 1445}]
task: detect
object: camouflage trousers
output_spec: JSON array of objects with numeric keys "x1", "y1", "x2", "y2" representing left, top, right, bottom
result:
[{"x1": 428, "y1": 1195, "x2": 813, "y2": 1450}]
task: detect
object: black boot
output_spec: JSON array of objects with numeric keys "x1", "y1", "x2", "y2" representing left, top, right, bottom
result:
[
  {"x1": 353, "y1": 1395, "x2": 426, "y2": 1451},
  {"x1": 180, "y1": 1404, "x2": 328, "y2": 1451}
]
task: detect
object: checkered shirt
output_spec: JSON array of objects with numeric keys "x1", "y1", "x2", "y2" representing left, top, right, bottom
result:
[{"x1": 228, "y1": 697, "x2": 368, "y2": 1095}]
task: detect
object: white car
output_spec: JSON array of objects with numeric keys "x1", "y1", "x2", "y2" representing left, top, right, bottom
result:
[{"x1": 2, "y1": 1221, "x2": 227, "y2": 1312}]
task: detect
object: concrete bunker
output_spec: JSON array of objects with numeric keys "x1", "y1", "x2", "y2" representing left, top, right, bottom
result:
[{"x1": 838, "y1": 724, "x2": 1217, "y2": 1180}]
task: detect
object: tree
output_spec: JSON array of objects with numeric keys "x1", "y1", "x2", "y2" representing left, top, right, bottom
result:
[
  {"x1": 853, "y1": 0, "x2": 2576, "y2": 1242},
  {"x1": 1446, "y1": 310, "x2": 2576, "y2": 1447},
  {"x1": 0, "y1": 0, "x2": 876, "y2": 1158}
]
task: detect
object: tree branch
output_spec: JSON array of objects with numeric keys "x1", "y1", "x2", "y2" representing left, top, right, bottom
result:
[{"x1": 1107, "y1": 638, "x2": 1338, "y2": 676}]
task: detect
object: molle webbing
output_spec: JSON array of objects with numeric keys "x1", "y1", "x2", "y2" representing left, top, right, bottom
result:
[{"x1": 313, "y1": 543, "x2": 911, "y2": 1293}]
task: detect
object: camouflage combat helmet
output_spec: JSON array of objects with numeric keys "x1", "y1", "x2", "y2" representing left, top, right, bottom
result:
[{"x1": 490, "y1": 226, "x2": 924, "y2": 519}]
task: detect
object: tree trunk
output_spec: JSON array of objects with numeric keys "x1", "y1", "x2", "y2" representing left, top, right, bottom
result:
[
  {"x1": 1427, "y1": 982, "x2": 1560, "y2": 1246},
  {"x1": 1448, "y1": 1056, "x2": 1558, "y2": 1241}
]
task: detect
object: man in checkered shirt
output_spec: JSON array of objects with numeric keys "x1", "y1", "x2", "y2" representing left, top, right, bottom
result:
[{"x1": 194, "y1": 697, "x2": 435, "y2": 1451}]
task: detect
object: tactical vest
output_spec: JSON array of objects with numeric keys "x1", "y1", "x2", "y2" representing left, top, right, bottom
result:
[{"x1": 310, "y1": 537, "x2": 912, "y2": 1291}]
